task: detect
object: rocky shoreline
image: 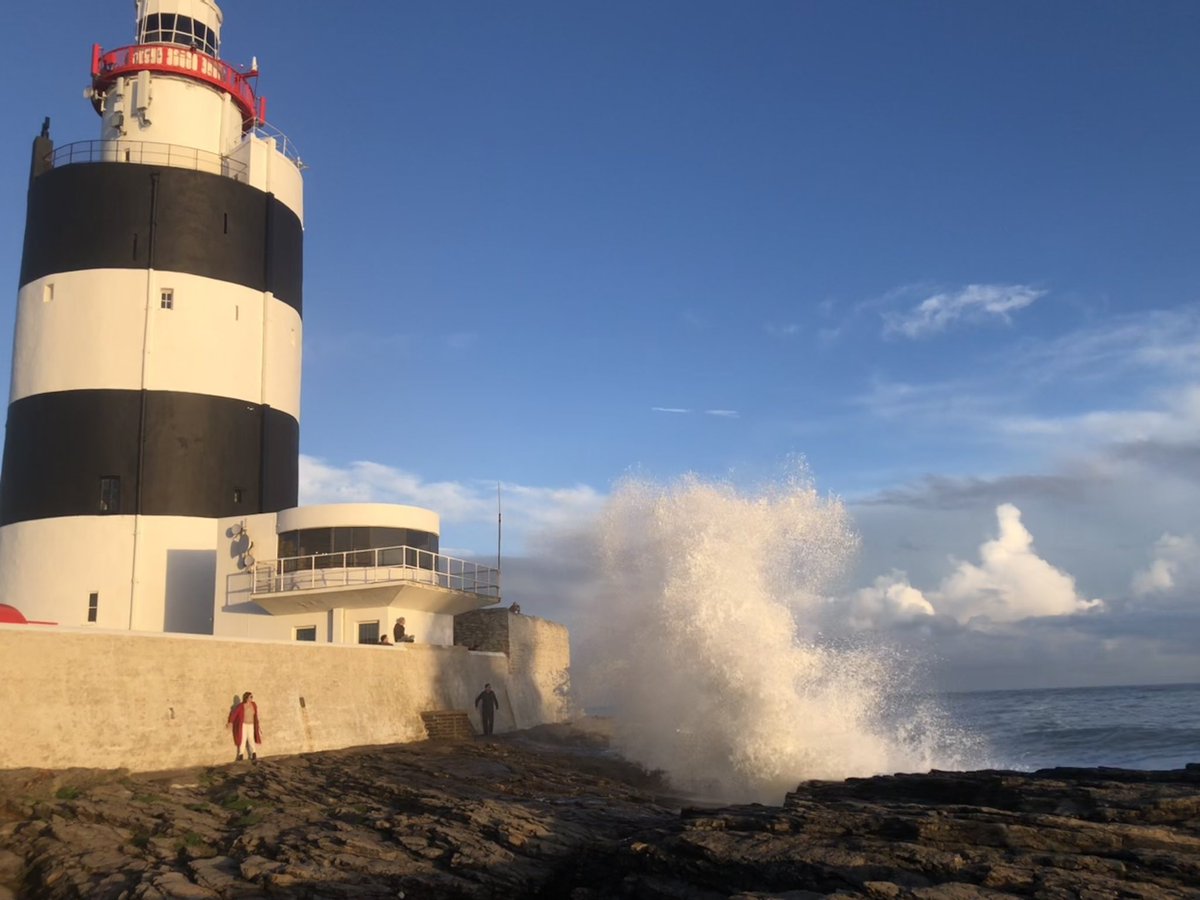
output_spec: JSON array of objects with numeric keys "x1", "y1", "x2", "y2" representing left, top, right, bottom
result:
[{"x1": 1, "y1": 723, "x2": 1198, "y2": 899}]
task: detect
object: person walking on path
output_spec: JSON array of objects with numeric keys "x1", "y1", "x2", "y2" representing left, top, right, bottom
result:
[
  {"x1": 474, "y1": 683, "x2": 500, "y2": 736},
  {"x1": 227, "y1": 691, "x2": 262, "y2": 761}
]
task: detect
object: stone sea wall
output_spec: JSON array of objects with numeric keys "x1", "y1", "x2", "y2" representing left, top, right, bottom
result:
[{"x1": 0, "y1": 613, "x2": 570, "y2": 772}]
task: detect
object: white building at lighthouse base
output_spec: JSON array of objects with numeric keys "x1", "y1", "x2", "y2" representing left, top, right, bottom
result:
[{"x1": 212, "y1": 502, "x2": 500, "y2": 646}]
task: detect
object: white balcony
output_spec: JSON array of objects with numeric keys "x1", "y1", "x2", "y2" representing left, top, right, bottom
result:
[{"x1": 248, "y1": 545, "x2": 500, "y2": 616}]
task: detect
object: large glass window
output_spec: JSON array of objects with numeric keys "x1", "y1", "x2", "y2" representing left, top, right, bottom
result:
[
  {"x1": 139, "y1": 13, "x2": 219, "y2": 56},
  {"x1": 278, "y1": 526, "x2": 439, "y2": 571},
  {"x1": 357, "y1": 621, "x2": 380, "y2": 644}
]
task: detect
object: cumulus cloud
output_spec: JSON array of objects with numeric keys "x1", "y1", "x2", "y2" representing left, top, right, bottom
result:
[
  {"x1": 932, "y1": 504, "x2": 1102, "y2": 623},
  {"x1": 843, "y1": 571, "x2": 936, "y2": 629},
  {"x1": 838, "y1": 504, "x2": 1101, "y2": 629},
  {"x1": 884, "y1": 283, "x2": 1044, "y2": 339},
  {"x1": 1131, "y1": 533, "x2": 1200, "y2": 598}
]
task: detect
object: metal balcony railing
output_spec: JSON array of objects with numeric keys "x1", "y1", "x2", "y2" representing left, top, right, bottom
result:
[
  {"x1": 250, "y1": 545, "x2": 501, "y2": 600},
  {"x1": 252, "y1": 122, "x2": 305, "y2": 169},
  {"x1": 43, "y1": 140, "x2": 248, "y2": 180}
]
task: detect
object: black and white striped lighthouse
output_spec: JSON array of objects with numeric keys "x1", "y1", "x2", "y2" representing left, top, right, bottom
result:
[{"x1": 0, "y1": 0, "x2": 304, "y2": 632}]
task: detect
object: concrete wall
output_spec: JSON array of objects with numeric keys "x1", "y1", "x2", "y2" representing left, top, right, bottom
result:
[
  {"x1": 454, "y1": 609, "x2": 573, "y2": 728},
  {"x1": 0, "y1": 613, "x2": 570, "y2": 772}
]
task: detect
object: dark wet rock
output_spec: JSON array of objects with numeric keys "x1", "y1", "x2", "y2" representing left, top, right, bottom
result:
[{"x1": 1, "y1": 726, "x2": 1198, "y2": 898}]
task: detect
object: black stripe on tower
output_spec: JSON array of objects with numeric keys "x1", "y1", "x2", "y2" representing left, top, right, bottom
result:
[
  {"x1": 20, "y1": 163, "x2": 303, "y2": 314},
  {"x1": 0, "y1": 390, "x2": 299, "y2": 525}
]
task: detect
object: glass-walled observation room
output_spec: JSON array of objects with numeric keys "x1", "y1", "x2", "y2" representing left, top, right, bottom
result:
[
  {"x1": 138, "y1": 13, "x2": 219, "y2": 57},
  {"x1": 278, "y1": 527, "x2": 440, "y2": 572}
]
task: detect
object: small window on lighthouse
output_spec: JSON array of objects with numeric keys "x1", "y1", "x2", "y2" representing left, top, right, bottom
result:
[
  {"x1": 43, "y1": 283, "x2": 54, "y2": 303},
  {"x1": 160, "y1": 289, "x2": 174, "y2": 310},
  {"x1": 87, "y1": 592, "x2": 99, "y2": 623},
  {"x1": 99, "y1": 476, "x2": 121, "y2": 514}
]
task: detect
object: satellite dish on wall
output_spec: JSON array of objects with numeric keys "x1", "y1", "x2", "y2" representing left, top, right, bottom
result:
[
  {"x1": 229, "y1": 523, "x2": 244, "y2": 537},
  {"x1": 243, "y1": 554, "x2": 255, "y2": 567}
]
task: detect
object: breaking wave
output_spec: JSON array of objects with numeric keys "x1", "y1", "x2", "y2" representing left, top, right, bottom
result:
[{"x1": 571, "y1": 473, "x2": 983, "y2": 802}]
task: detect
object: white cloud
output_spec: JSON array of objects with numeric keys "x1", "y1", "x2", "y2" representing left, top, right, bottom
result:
[
  {"x1": 651, "y1": 407, "x2": 740, "y2": 418},
  {"x1": 835, "y1": 504, "x2": 1100, "y2": 629},
  {"x1": 930, "y1": 504, "x2": 1102, "y2": 623},
  {"x1": 1009, "y1": 305, "x2": 1200, "y2": 382},
  {"x1": 298, "y1": 455, "x2": 606, "y2": 551},
  {"x1": 999, "y1": 385, "x2": 1200, "y2": 447},
  {"x1": 1132, "y1": 533, "x2": 1200, "y2": 598},
  {"x1": 856, "y1": 376, "x2": 994, "y2": 422},
  {"x1": 299, "y1": 456, "x2": 485, "y2": 518},
  {"x1": 843, "y1": 571, "x2": 935, "y2": 629},
  {"x1": 884, "y1": 283, "x2": 1044, "y2": 339}
]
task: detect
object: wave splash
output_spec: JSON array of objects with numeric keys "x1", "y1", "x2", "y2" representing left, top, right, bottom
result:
[{"x1": 573, "y1": 473, "x2": 981, "y2": 802}]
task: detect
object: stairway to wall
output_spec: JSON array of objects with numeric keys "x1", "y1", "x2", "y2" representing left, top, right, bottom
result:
[{"x1": 420, "y1": 710, "x2": 475, "y2": 740}]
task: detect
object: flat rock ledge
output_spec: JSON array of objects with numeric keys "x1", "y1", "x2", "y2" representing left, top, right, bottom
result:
[{"x1": 1, "y1": 726, "x2": 1198, "y2": 899}]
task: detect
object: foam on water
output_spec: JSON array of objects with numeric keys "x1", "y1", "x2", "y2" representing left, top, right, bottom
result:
[{"x1": 572, "y1": 473, "x2": 982, "y2": 802}]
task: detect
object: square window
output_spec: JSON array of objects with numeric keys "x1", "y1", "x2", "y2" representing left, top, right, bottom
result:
[
  {"x1": 87, "y1": 592, "x2": 99, "y2": 623},
  {"x1": 357, "y1": 621, "x2": 380, "y2": 644},
  {"x1": 160, "y1": 289, "x2": 174, "y2": 310},
  {"x1": 295, "y1": 626, "x2": 316, "y2": 642},
  {"x1": 99, "y1": 476, "x2": 121, "y2": 514}
]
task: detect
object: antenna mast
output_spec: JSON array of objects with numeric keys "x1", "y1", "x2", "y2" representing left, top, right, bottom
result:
[{"x1": 496, "y1": 483, "x2": 503, "y2": 570}]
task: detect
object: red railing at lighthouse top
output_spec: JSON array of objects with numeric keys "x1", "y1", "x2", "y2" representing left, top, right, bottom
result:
[{"x1": 91, "y1": 43, "x2": 266, "y2": 129}]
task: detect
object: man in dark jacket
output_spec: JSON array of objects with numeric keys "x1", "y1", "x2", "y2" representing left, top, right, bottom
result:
[{"x1": 474, "y1": 683, "x2": 500, "y2": 736}]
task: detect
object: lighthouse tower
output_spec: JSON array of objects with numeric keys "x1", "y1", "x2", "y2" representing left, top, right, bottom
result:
[{"x1": 0, "y1": 0, "x2": 304, "y2": 632}]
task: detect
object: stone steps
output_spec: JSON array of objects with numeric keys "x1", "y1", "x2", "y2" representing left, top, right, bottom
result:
[{"x1": 420, "y1": 710, "x2": 475, "y2": 741}]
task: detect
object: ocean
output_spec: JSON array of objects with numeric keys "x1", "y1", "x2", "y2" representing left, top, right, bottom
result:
[{"x1": 939, "y1": 681, "x2": 1200, "y2": 772}]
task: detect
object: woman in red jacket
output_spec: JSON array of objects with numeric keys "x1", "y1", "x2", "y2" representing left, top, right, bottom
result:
[{"x1": 227, "y1": 691, "x2": 262, "y2": 761}]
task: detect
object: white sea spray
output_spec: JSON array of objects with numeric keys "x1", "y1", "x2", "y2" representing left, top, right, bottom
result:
[{"x1": 570, "y1": 472, "x2": 984, "y2": 802}]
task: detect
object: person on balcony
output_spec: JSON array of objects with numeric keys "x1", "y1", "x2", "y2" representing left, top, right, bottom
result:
[{"x1": 392, "y1": 617, "x2": 414, "y2": 643}]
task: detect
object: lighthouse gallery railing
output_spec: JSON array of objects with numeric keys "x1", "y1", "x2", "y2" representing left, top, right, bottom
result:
[
  {"x1": 44, "y1": 139, "x2": 248, "y2": 180},
  {"x1": 250, "y1": 545, "x2": 501, "y2": 600}
]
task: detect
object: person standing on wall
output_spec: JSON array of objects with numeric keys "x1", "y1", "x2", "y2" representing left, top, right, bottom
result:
[
  {"x1": 226, "y1": 691, "x2": 262, "y2": 761},
  {"x1": 475, "y1": 682, "x2": 500, "y2": 736}
]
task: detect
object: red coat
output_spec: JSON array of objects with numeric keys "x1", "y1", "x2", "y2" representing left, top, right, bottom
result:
[{"x1": 227, "y1": 700, "x2": 262, "y2": 747}]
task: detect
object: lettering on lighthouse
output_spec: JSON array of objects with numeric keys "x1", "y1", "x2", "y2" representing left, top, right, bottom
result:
[{"x1": 127, "y1": 46, "x2": 228, "y2": 83}]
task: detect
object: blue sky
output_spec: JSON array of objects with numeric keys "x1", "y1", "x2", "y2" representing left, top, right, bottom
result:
[{"x1": 3, "y1": 1, "x2": 1199, "y2": 688}]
